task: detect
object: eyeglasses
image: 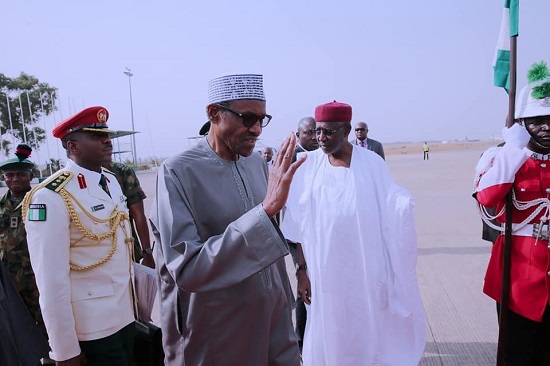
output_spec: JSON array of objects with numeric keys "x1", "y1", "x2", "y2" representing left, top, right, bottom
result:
[
  {"x1": 355, "y1": 128, "x2": 366, "y2": 132},
  {"x1": 3, "y1": 171, "x2": 31, "y2": 180},
  {"x1": 315, "y1": 124, "x2": 347, "y2": 137},
  {"x1": 216, "y1": 104, "x2": 272, "y2": 128}
]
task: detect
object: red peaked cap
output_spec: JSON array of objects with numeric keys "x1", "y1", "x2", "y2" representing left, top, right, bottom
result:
[
  {"x1": 314, "y1": 101, "x2": 352, "y2": 123},
  {"x1": 52, "y1": 106, "x2": 115, "y2": 139}
]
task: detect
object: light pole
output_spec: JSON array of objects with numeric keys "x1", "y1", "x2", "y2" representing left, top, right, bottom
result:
[{"x1": 124, "y1": 68, "x2": 137, "y2": 166}]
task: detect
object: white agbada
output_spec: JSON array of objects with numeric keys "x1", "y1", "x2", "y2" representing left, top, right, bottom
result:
[{"x1": 283, "y1": 146, "x2": 426, "y2": 366}]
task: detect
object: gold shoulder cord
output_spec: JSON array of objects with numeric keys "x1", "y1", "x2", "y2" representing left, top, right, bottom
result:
[{"x1": 22, "y1": 179, "x2": 134, "y2": 271}]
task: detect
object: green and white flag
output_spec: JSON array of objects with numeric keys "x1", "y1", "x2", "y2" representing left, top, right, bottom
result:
[
  {"x1": 28, "y1": 204, "x2": 47, "y2": 221},
  {"x1": 493, "y1": 0, "x2": 519, "y2": 91}
]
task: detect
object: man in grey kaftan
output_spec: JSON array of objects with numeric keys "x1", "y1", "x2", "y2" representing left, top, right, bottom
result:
[{"x1": 150, "y1": 74, "x2": 303, "y2": 365}]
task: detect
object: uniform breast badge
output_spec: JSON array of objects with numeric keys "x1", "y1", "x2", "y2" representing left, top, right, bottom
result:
[{"x1": 91, "y1": 204, "x2": 105, "y2": 212}]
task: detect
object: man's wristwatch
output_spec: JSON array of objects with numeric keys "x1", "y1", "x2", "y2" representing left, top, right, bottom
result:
[
  {"x1": 143, "y1": 247, "x2": 153, "y2": 255},
  {"x1": 295, "y1": 263, "x2": 307, "y2": 276}
]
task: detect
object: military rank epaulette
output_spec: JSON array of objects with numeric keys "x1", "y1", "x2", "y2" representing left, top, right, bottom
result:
[
  {"x1": 22, "y1": 171, "x2": 74, "y2": 222},
  {"x1": 43, "y1": 171, "x2": 73, "y2": 192}
]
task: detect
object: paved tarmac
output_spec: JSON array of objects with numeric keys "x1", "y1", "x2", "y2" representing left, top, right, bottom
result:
[
  {"x1": 387, "y1": 146, "x2": 498, "y2": 366},
  {"x1": 136, "y1": 144, "x2": 499, "y2": 366}
]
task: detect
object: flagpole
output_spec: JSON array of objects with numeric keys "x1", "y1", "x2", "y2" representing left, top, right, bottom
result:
[
  {"x1": 50, "y1": 93, "x2": 61, "y2": 160},
  {"x1": 5, "y1": 93, "x2": 15, "y2": 149},
  {"x1": 39, "y1": 93, "x2": 53, "y2": 175},
  {"x1": 496, "y1": 34, "x2": 517, "y2": 366},
  {"x1": 25, "y1": 90, "x2": 42, "y2": 177},
  {"x1": 18, "y1": 94, "x2": 27, "y2": 143}
]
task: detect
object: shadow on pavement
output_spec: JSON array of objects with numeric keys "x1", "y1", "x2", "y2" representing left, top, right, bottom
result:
[{"x1": 420, "y1": 341, "x2": 496, "y2": 366}]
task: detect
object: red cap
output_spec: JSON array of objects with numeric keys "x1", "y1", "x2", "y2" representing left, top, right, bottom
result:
[
  {"x1": 15, "y1": 144, "x2": 32, "y2": 159},
  {"x1": 52, "y1": 106, "x2": 115, "y2": 139},
  {"x1": 314, "y1": 101, "x2": 352, "y2": 123}
]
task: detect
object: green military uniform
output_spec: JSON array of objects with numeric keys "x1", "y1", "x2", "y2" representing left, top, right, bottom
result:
[
  {"x1": 0, "y1": 152, "x2": 47, "y2": 338},
  {"x1": 0, "y1": 191, "x2": 46, "y2": 332},
  {"x1": 107, "y1": 162, "x2": 147, "y2": 261}
]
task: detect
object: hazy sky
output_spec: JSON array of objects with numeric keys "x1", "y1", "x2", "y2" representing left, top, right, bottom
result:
[{"x1": 4, "y1": 0, "x2": 550, "y2": 164}]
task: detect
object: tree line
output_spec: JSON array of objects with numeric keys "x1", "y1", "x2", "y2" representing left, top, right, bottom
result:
[{"x1": 0, "y1": 72, "x2": 57, "y2": 158}]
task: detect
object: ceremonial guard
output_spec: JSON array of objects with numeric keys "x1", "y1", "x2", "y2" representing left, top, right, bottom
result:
[
  {"x1": 475, "y1": 61, "x2": 550, "y2": 364},
  {"x1": 24, "y1": 106, "x2": 136, "y2": 365}
]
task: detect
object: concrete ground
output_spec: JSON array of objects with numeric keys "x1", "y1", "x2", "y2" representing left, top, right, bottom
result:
[{"x1": 387, "y1": 146, "x2": 498, "y2": 365}]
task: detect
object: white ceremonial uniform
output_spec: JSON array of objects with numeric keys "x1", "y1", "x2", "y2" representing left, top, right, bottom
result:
[
  {"x1": 25, "y1": 159, "x2": 135, "y2": 361},
  {"x1": 283, "y1": 146, "x2": 426, "y2": 366}
]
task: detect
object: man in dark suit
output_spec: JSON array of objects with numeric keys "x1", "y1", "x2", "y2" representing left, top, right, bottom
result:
[
  {"x1": 292, "y1": 117, "x2": 318, "y2": 161},
  {"x1": 352, "y1": 121, "x2": 385, "y2": 159}
]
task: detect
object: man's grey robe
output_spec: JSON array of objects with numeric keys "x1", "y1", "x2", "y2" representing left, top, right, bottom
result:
[{"x1": 150, "y1": 139, "x2": 299, "y2": 365}]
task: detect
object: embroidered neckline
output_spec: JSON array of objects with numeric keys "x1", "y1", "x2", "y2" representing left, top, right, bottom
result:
[{"x1": 524, "y1": 148, "x2": 550, "y2": 161}]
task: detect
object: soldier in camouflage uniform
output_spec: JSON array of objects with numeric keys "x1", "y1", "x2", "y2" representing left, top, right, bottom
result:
[
  {"x1": 0, "y1": 144, "x2": 47, "y2": 338},
  {"x1": 105, "y1": 161, "x2": 154, "y2": 268}
]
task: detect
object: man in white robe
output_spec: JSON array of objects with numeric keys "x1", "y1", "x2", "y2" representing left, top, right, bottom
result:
[
  {"x1": 283, "y1": 101, "x2": 426, "y2": 365},
  {"x1": 150, "y1": 74, "x2": 304, "y2": 365}
]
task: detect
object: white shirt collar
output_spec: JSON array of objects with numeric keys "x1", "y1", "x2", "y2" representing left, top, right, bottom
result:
[
  {"x1": 524, "y1": 147, "x2": 550, "y2": 161},
  {"x1": 66, "y1": 159, "x2": 105, "y2": 184}
]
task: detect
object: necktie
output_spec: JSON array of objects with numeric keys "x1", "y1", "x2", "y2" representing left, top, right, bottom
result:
[
  {"x1": 99, "y1": 174, "x2": 111, "y2": 197},
  {"x1": 359, "y1": 140, "x2": 365, "y2": 148}
]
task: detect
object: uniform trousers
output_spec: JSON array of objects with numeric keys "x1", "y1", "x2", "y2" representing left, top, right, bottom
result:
[
  {"x1": 79, "y1": 321, "x2": 135, "y2": 366},
  {"x1": 497, "y1": 303, "x2": 550, "y2": 366}
]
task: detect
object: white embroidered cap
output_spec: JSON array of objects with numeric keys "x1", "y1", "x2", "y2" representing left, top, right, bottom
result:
[
  {"x1": 516, "y1": 61, "x2": 550, "y2": 119},
  {"x1": 207, "y1": 74, "x2": 265, "y2": 105},
  {"x1": 515, "y1": 78, "x2": 550, "y2": 119}
]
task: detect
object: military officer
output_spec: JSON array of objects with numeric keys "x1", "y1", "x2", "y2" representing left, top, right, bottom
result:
[
  {"x1": 475, "y1": 61, "x2": 550, "y2": 364},
  {"x1": 0, "y1": 144, "x2": 55, "y2": 365},
  {"x1": 24, "y1": 106, "x2": 135, "y2": 365},
  {"x1": 0, "y1": 145, "x2": 42, "y2": 328}
]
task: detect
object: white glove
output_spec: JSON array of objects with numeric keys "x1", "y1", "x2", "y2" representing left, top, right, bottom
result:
[
  {"x1": 475, "y1": 146, "x2": 500, "y2": 174},
  {"x1": 502, "y1": 123, "x2": 530, "y2": 149}
]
